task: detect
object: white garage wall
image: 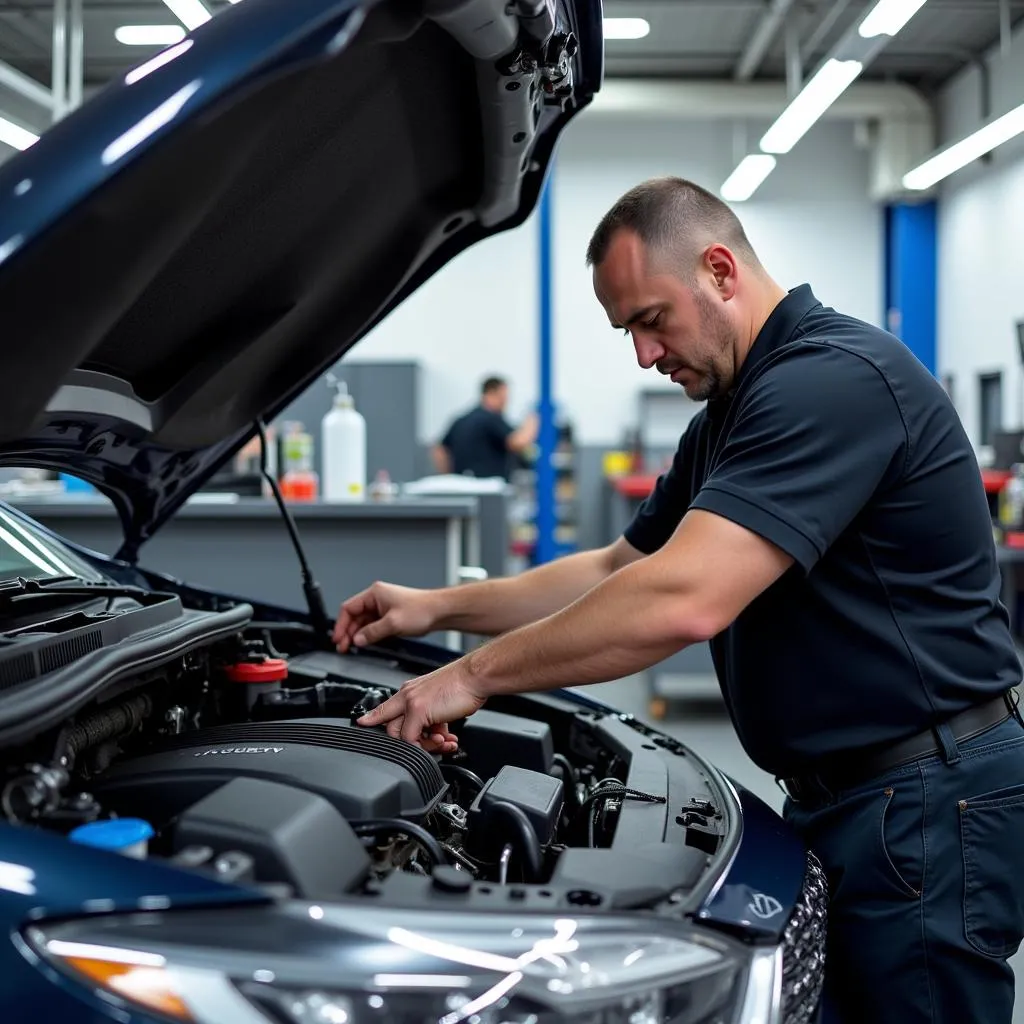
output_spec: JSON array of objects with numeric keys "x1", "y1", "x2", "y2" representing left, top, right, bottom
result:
[
  {"x1": 936, "y1": 20, "x2": 1024, "y2": 447},
  {"x1": 357, "y1": 112, "x2": 884, "y2": 446},
  {"x1": 552, "y1": 115, "x2": 883, "y2": 445}
]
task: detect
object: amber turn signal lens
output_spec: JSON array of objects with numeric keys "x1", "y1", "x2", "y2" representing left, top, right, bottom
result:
[{"x1": 56, "y1": 951, "x2": 195, "y2": 1022}]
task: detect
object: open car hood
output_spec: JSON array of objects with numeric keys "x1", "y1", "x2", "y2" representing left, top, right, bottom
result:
[{"x1": 0, "y1": 0, "x2": 601, "y2": 560}]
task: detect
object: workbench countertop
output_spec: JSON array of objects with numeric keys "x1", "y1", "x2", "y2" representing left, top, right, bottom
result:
[{"x1": 6, "y1": 495, "x2": 479, "y2": 521}]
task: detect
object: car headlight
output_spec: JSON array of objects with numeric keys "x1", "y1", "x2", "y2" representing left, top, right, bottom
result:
[{"x1": 23, "y1": 902, "x2": 782, "y2": 1024}]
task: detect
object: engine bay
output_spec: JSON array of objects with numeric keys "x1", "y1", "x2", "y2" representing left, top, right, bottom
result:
[{"x1": 0, "y1": 606, "x2": 732, "y2": 911}]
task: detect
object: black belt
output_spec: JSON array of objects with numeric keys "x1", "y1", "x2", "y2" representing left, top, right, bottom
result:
[{"x1": 778, "y1": 691, "x2": 1020, "y2": 804}]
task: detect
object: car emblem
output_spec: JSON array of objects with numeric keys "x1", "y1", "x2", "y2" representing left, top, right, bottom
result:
[
  {"x1": 193, "y1": 746, "x2": 285, "y2": 756},
  {"x1": 748, "y1": 893, "x2": 783, "y2": 920}
]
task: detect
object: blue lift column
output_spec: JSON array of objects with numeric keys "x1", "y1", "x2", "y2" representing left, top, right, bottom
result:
[
  {"x1": 534, "y1": 171, "x2": 557, "y2": 565},
  {"x1": 884, "y1": 199, "x2": 938, "y2": 375}
]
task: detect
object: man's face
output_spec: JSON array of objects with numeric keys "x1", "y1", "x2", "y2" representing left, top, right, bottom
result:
[
  {"x1": 484, "y1": 384, "x2": 508, "y2": 412},
  {"x1": 593, "y1": 230, "x2": 740, "y2": 402}
]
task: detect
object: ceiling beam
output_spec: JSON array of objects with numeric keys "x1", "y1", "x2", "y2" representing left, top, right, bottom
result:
[
  {"x1": 734, "y1": 0, "x2": 798, "y2": 80},
  {"x1": 0, "y1": 58, "x2": 51, "y2": 108}
]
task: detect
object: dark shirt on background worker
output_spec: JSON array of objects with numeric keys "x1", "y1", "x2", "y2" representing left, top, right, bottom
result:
[{"x1": 432, "y1": 376, "x2": 538, "y2": 481}]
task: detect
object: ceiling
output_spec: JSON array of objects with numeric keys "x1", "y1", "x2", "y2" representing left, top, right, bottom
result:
[
  {"x1": 602, "y1": 0, "x2": 1024, "y2": 90},
  {"x1": 0, "y1": 0, "x2": 1021, "y2": 105}
]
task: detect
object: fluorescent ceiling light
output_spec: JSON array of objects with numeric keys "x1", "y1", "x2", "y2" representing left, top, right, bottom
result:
[
  {"x1": 161, "y1": 0, "x2": 211, "y2": 30},
  {"x1": 0, "y1": 115, "x2": 39, "y2": 151},
  {"x1": 115, "y1": 25, "x2": 187, "y2": 46},
  {"x1": 720, "y1": 154, "x2": 777, "y2": 202},
  {"x1": 903, "y1": 101, "x2": 1024, "y2": 190},
  {"x1": 604, "y1": 18, "x2": 650, "y2": 40},
  {"x1": 759, "y1": 58, "x2": 863, "y2": 154},
  {"x1": 859, "y1": 0, "x2": 929, "y2": 38}
]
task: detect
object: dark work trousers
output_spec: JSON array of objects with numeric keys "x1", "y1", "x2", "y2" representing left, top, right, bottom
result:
[{"x1": 784, "y1": 713, "x2": 1024, "y2": 1023}]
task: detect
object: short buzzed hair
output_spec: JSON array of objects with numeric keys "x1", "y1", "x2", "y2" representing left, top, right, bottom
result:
[
  {"x1": 481, "y1": 376, "x2": 506, "y2": 395},
  {"x1": 585, "y1": 176, "x2": 761, "y2": 274}
]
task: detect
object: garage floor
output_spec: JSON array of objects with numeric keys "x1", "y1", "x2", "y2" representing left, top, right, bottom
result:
[{"x1": 576, "y1": 675, "x2": 1024, "y2": 1022}]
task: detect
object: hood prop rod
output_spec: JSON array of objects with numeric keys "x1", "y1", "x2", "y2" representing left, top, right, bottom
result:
[{"x1": 254, "y1": 418, "x2": 333, "y2": 645}]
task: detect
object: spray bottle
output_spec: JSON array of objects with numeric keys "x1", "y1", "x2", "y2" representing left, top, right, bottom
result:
[{"x1": 321, "y1": 374, "x2": 366, "y2": 502}]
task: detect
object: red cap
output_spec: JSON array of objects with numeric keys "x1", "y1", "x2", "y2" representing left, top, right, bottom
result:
[{"x1": 223, "y1": 658, "x2": 289, "y2": 684}]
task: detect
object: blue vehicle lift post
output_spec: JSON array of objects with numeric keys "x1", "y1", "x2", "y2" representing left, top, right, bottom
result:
[
  {"x1": 535, "y1": 169, "x2": 557, "y2": 564},
  {"x1": 884, "y1": 199, "x2": 938, "y2": 375}
]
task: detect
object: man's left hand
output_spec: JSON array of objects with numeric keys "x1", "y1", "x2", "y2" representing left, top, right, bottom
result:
[{"x1": 356, "y1": 661, "x2": 487, "y2": 752}]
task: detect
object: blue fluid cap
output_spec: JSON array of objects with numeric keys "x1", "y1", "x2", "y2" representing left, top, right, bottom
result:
[{"x1": 69, "y1": 818, "x2": 154, "y2": 854}]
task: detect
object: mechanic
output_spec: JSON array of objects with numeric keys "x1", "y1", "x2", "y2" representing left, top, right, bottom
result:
[
  {"x1": 333, "y1": 176, "x2": 1024, "y2": 1024},
  {"x1": 431, "y1": 376, "x2": 539, "y2": 481}
]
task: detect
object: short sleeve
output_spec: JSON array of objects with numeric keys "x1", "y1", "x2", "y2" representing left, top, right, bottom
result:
[
  {"x1": 624, "y1": 421, "x2": 701, "y2": 554},
  {"x1": 691, "y1": 344, "x2": 907, "y2": 572},
  {"x1": 487, "y1": 413, "x2": 515, "y2": 449}
]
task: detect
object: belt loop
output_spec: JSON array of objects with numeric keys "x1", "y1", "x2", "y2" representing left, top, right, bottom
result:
[{"x1": 935, "y1": 721, "x2": 962, "y2": 765}]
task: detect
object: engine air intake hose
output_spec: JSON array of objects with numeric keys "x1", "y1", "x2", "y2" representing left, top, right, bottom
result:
[{"x1": 58, "y1": 693, "x2": 153, "y2": 768}]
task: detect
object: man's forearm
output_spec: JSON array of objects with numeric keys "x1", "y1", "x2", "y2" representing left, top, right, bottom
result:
[
  {"x1": 464, "y1": 556, "x2": 704, "y2": 695},
  {"x1": 432, "y1": 547, "x2": 619, "y2": 637}
]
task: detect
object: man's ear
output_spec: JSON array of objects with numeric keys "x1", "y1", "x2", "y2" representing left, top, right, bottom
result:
[{"x1": 703, "y1": 244, "x2": 739, "y2": 300}]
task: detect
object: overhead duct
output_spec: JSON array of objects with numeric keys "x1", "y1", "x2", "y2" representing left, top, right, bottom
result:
[{"x1": 584, "y1": 78, "x2": 935, "y2": 202}]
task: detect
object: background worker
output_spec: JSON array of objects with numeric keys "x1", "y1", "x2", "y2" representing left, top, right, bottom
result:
[
  {"x1": 431, "y1": 376, "x2": 539, "y2": 480},
  {"x1": 334, "y1": 177, "x2": 1024, "y2": 1024}
]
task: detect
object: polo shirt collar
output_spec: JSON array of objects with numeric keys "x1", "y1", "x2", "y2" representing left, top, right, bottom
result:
[{"x1": 709, "y1": 284, "x2": 821, "y2": 417}]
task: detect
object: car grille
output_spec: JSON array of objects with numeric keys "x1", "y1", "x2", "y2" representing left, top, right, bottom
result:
[{"x1": 781, "y1": 850, "x2": 828, "y2": 1024}]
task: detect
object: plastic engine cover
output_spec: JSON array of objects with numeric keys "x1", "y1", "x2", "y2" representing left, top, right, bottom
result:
[
  {"x1": 92, "y1": 718, "x2": 447, "y2": 823},
  {"x1": 172, "y1": 776, "x2": 371, "y2": 898}
]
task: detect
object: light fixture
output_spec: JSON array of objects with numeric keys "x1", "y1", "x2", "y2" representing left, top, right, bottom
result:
[
  {"x1": 759, "y1": 58, "x2": 863, "y2": 154},
  {"x1": 115, "y1": 25, "x2": 188, "y2": 46},
  {"x1": 720, "y1": 154, "x2": 777, "y2": 202},
  {"x1": 604, "y1": 18, "x2": 650, "y2": 40},
  {"x1": 161, "y1": 0, "x2": 211, "y2": 31},
  {"x1": 859, "y1": 0, "x2": 930, "y2": 38},
  {"x1": 0, "y1": 115, "x2": 39, "y2": 151},
  {"x1": 903, "y1": 101, "x2": 1024, "y2": 190}
]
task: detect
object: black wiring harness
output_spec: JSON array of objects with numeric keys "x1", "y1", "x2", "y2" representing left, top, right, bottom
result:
[{"x1": 577, "y1": 777, "x2": 668, "y2": 847}]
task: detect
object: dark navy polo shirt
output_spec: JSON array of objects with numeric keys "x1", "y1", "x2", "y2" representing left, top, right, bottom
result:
[
  {"x1": 441, "y1": 406, "x2": 514, "y2": 480},
  {"x1": 625, "y1": 284, "x2": 1022, "y2": 776}
]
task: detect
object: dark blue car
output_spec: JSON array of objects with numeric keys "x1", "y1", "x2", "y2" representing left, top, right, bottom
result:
[{"x1": 0, "y1": 1, "x2": 825, "y2": 1021}]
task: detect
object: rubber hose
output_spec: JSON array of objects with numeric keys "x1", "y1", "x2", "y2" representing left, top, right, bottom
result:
[
  {"x1": 440, "y1": 763, "x2": 485, "y2": 794},
  {"x1": 488, "y1": 801, "x2": 543, "y2": 882},
  {"x1": 352, "y1": 818, "x2": 447, "y2": 867},
  {"x1": 551, "y1": 753, "x2": 578, "y2": 810}
]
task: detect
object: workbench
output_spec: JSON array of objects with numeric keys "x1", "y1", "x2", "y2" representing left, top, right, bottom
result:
[{"x1": 12, "y1": 497, "x2": 479, "y2": 646}]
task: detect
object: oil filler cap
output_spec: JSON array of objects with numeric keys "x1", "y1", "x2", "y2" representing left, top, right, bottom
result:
[
  {"x1": 224, "y1": 658, "x2": 289, "y2": 684},
  {"x1": 69, "y1": 818, "x2": 154, "y2": 859}
]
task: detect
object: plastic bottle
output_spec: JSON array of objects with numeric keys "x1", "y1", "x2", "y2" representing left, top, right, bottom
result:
[
  {"x1": 321, "y1": 377, "x2": 366, "y2": 502},
  {"x1": 279, "y1": 423, "x2": 319, "y2": 502}
]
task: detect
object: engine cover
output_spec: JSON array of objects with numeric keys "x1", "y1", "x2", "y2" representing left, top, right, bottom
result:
[{"x1": 92, "y1": 718, "x2": 447, "y2": 823}]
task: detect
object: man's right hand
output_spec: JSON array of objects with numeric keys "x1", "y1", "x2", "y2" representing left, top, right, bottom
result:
[{"x1": 332, "y1": 582, "x2": 441, "y2": 653}]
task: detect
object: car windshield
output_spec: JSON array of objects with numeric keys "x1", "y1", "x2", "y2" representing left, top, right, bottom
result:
[{"x1": 0, "y1": 505, "x2": 106, "y2": 583}]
